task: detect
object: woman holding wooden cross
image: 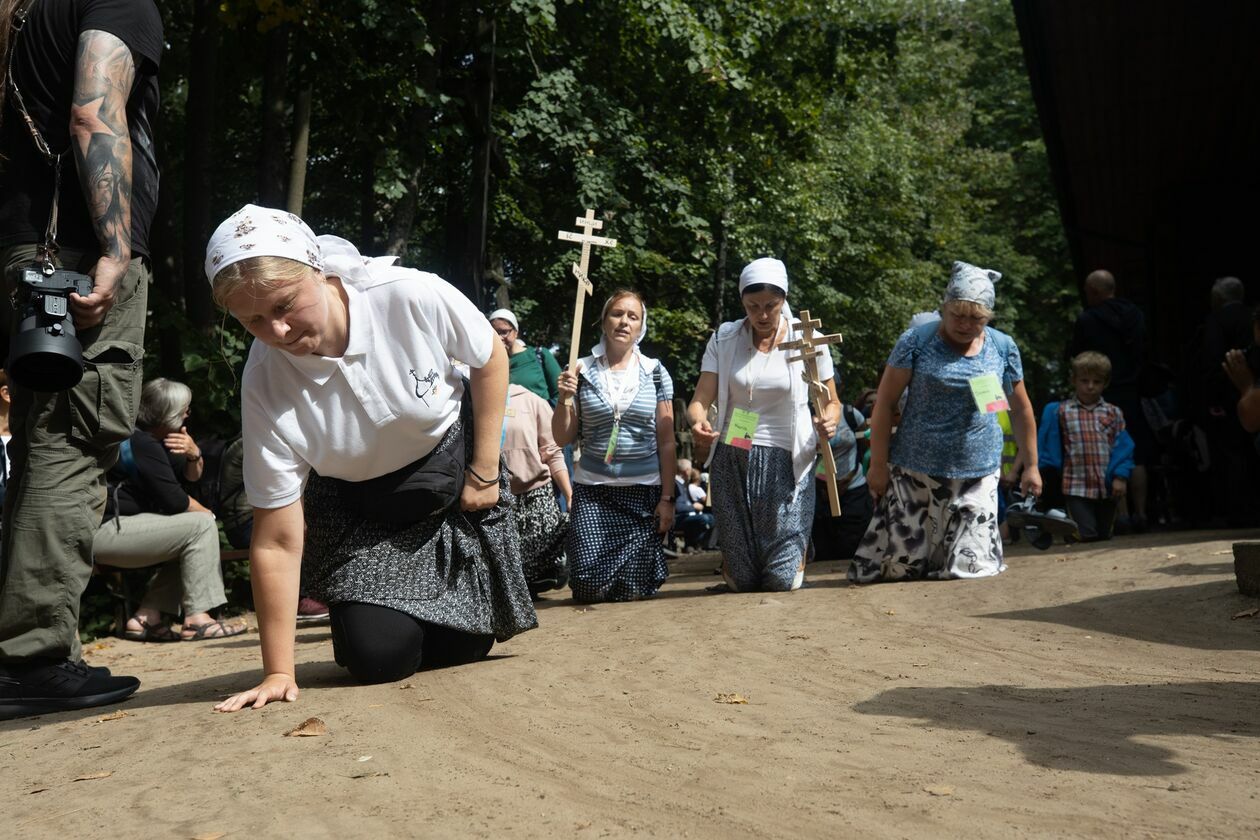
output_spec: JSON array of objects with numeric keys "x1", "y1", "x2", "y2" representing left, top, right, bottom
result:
[
  {"x1": 688, "y1": 258, "x2": 841, "y2": 592},
  {"x1": 204, "y1": 206, "x2": 536, "y2": 711},
  {"x1": 848, "y1": 261, "x2": 1041, "y2": 584},
  {"x1": 553, "y1": 289, "x2": 676, "y2": 602}
]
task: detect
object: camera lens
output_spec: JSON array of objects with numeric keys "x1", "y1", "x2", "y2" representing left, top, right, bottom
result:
[{"x1": 9, "y1": 315, "x2": 85, "y2": 391}]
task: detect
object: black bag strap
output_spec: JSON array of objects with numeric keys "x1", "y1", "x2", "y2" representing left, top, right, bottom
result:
[{"x1": 7, "y1": 0, "x2": 64, "y2": 271}]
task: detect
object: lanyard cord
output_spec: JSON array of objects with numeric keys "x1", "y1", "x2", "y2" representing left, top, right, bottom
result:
[
  {"x1": 6, "y1": 0, "x2": 65, "y2": 274},
  {"x1": 600, "y1": 352, "x2": 640, "y2": 424},
  {"x1": 745, "y1": 317, "x2": 784, "y2": 406}
]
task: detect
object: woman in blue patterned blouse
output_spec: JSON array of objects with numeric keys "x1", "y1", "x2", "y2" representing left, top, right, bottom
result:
[
  {"x1": 553, "y1": 290, "x2": 677, "y2": 602},
  {"x1": 848, "y1": 261, "x2": 1042, "y2": 584}
]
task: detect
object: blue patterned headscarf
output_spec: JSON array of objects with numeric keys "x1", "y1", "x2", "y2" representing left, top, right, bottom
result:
[{"x1": 944, "y1": 261, "x2": 1001, "y2": 310}]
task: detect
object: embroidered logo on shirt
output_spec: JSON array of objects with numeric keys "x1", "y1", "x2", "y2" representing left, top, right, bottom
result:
[{"x1": 410, "y1": 369, "x2": 440, "y2": 405}]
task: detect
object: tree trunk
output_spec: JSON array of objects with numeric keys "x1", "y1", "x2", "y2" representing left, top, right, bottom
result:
[
  {"x1": 711, "y1": 206, "x2": 729, "y2": 327},
  {"x1": 148, "y1": 142, "x2": 183, "y2": 377},
  {"x1": 286, "y1": 86, "x2": 312, "y2": 215},
  {"x1": 256, "y1": 25, "x2": 289, "y2": 206},
  {"x1": 463, "y1": 13, "x2": 496, "y2": 310},
  {"x1": 182, "y1": 0, "x2": 218, "y2": 330}
]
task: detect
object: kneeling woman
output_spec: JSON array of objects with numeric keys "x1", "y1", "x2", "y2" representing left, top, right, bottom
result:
[
  {"x1": 553, "y1": 290, "x2": 676, "y2": 602},
  {"x1": 688, "y1": 259, "x2": 839, "y2": 591},
  {"x1": 208, "y1": 206, "x2": 536, "y2": 711},
  {"x1": 848, "y1": 261, "x2": 1041, "y2": 583}
]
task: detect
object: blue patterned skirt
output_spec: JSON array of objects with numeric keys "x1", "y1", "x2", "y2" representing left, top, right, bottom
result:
[
  {"x1": 566, "y1": 483, "x2": 668, "y2": 602},
  {"x1": 710, "y1": 443, "x2": 815, "y2": 591}
]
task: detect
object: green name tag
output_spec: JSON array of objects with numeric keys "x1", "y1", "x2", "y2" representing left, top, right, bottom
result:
[
  {"x1": 969, "y1": 373, "x2": 1009, "y2": 414},
  {"x1": 604, "y1": 419, "x2": 620, "y2": 463},
  {"x1": 724, "y1": 407, "x2": 759, "y2": 450}
]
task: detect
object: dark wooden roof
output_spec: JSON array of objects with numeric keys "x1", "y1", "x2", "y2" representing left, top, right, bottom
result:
[{"x1": 1012, "y1": 0, "x2": 1260, "y2": 358}]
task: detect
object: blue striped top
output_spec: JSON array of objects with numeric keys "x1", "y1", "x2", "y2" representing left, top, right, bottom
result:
[{"x1": 574, "y1": 357, "x2": 674, "y2": 485}]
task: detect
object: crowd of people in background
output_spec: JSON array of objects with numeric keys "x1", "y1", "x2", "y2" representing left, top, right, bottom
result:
[{"x1": 3, "y1": 198, "x2": 1258, "y2": 721}]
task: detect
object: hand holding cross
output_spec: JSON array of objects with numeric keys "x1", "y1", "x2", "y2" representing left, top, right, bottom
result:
[{"x1": 779, "y1": 310, "x2": 844, "y2": 516}]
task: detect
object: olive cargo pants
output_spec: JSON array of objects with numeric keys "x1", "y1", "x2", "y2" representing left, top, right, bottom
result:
[{"x1": 0, "y1": 245, "x2": 148, "y2": 662}]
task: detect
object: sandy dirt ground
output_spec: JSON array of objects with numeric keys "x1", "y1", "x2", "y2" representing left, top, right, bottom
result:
[{"x1": 3, "y1": 530, "x2": 1260, "y2": 839}]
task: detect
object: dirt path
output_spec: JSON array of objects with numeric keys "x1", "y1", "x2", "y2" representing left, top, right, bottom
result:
[{"x1": 4, "y1": 531, "x2": 1259, "y2": 838}]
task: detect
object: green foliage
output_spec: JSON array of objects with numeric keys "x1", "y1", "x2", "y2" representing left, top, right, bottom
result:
[{"x1": 84, "y1": 0, "x2": 1071, "y2": 635}]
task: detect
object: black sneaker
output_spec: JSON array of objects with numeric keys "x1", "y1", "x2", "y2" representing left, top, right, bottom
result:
[{"x1": 0, "y1": 658, "x2": 139, "y2": 721}]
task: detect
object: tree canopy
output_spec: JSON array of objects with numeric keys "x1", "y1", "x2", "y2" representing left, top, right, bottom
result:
[{"x1": 148, "y1": 0, "x2": 1073, "y2": 435}]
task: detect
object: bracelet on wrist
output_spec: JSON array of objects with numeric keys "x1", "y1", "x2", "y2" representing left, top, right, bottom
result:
[
  {"x1": 465, "y1": 465, "x2": 498, "y2": 485},
  {"x1": 187, "y1": 453, "x2": 202, "y2": 463}
]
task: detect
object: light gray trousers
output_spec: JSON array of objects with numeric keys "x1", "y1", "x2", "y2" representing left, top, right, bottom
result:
[{"x1": 92, "y1": 512, "x2": 226, "y2": 616}]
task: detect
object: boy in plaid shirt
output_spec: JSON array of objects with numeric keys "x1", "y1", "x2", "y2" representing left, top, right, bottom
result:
[{"x1": 1037, "y1": 352, "x2": 1135, "y2": 541}]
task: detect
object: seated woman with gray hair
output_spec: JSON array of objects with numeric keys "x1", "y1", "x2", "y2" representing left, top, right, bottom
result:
[
  {"x1": 93, "y1": 378, "x2": 245, "y2": 641},
  {"x1": 848, "y1": 261, "x2": 1042, "y2": 583}
]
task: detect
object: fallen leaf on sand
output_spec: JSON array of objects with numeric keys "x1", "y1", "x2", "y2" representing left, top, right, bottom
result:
[
  {"x1": 95, "y1": 710, "x2": 130, "y2": 723},
  {"x1": 924, "y1": 785, "x2": 954, "y2": 797},
  {"x1": 399, "y1": 683, "x2": 414, "y2": 690},
  {"x1": 714, "y1": 693, "x2": 748, "y2": 705},
  {"x1": 72, "y1": 771, "x2": 113, "y2": 782},
  {"x1": 1210, "y1": 549, "x2": 1232, "y2": 556},
  {"x1": 192, "y1": 833, "x2": 228, "y2": 840},
  {"x1": 575, "y1": 821, "x2": 593, "y2": 830},
  {"x1": 1231, "y1": 607, "x2": 1259, "y2": 620},
  {"x1": 283, "y1": 717, "x2": 328, "y2": 737},
  {"x1": 28, "y1": 788, "x2": 49, "y2": 795},
  {"x1": 357, "y1": 756, "x2": 373, "y2": 762},
  {"x1": 787, "y1": 634, "x2": 810, "y2": 640},
  {"x1": 884, "y1": 609, "x2": 896, "y2": 616},
  {"x1": 1165, "y1": 553, "x2": 1177, "y2": 560},
  {"x1": 349, "y1": 771, "x2": 389, "y2": 779}
]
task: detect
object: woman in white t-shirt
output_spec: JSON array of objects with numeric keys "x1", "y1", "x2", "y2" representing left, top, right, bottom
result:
[
  {"x1": 687, "y1": 259, "x2": 840, "y2": 591},
  {"x1": 206, "y1": 206, "x2": 536, "y2": 712}
]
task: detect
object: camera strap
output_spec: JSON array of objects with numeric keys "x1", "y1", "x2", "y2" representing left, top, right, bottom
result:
[{"x1": 7, "y1": 0, "x2": 64, "y2": 275}]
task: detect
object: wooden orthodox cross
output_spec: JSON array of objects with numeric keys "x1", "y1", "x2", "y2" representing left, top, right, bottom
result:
[
  {"x1": 779, "y1": 310, "x2": 844, "y2": 516},
  {"x1": 557, "y1": 208, "x2": 618, "y2": 406}
]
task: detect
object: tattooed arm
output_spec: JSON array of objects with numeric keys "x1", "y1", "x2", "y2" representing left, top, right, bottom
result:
[{"x1": 67, "y1": 29, "x2": 135, "y2": 329}]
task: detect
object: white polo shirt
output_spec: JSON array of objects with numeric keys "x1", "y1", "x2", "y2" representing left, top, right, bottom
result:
[{"x1": 242, "y1": 266, "x2": 494, "y2": 509}]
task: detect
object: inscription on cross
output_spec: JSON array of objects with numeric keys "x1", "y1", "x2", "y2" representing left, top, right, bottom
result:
[
  {"x1": 778, "y1": 309, "x2": 845, "y2": 517},
  {"x1": 557, "y1": 209, "x2": 618, "y2": 406}
]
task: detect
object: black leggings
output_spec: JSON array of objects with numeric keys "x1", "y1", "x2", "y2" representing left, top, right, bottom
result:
[{"x1": 329, "y1": 602, "x2": 495, "y2": 684}]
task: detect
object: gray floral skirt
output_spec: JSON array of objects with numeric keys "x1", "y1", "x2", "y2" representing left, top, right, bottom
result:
[
  {"x1": 302, "y1": 418, "x2": 538, "y2": 641},
  {"x1": 514, "y1": 483, "x2": 569, "y2": 589},
  {"x1": 847, "y1": 465, "x2": 1003, "y2": 584}
]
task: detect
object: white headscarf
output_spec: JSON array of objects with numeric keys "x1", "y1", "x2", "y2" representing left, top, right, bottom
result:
[
  {"x1": 488, "y1": 308, "x2": 519, "y2": 331},
  {"x1": 204, "y1": 204, "x2": 395, "y2": 289},
  {"x1": 739, "y1": 257, "x2": 789, "y2": 296}
]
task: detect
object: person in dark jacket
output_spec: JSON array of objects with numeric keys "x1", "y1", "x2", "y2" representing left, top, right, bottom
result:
[
  {"x1": 92, "y1": 379, "x2": 245, "y2": 642},
  {"x1": 1068, "y1": 269, "x2": 1151, "y2": 531}
]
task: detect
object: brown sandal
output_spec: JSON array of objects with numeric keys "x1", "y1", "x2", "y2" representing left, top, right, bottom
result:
[
  {"x1": 121, "y1": 616, "x2": 181, "y2": 643},
  {"x1": 181, "y1": 620, "x2": 246, "y2": 641}
]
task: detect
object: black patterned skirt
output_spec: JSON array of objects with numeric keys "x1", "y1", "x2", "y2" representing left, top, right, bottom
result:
[
  {"x1": 302, "y1": 418, "x2": 538, "y2": 641},
  {"x1": 514, "y1": 483, "x2": 569, "y2": 589}
]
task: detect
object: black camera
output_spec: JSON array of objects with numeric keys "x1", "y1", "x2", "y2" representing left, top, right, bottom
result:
[{"x1": 8, "y1": 266, "x2": 94, "y2": 391}]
